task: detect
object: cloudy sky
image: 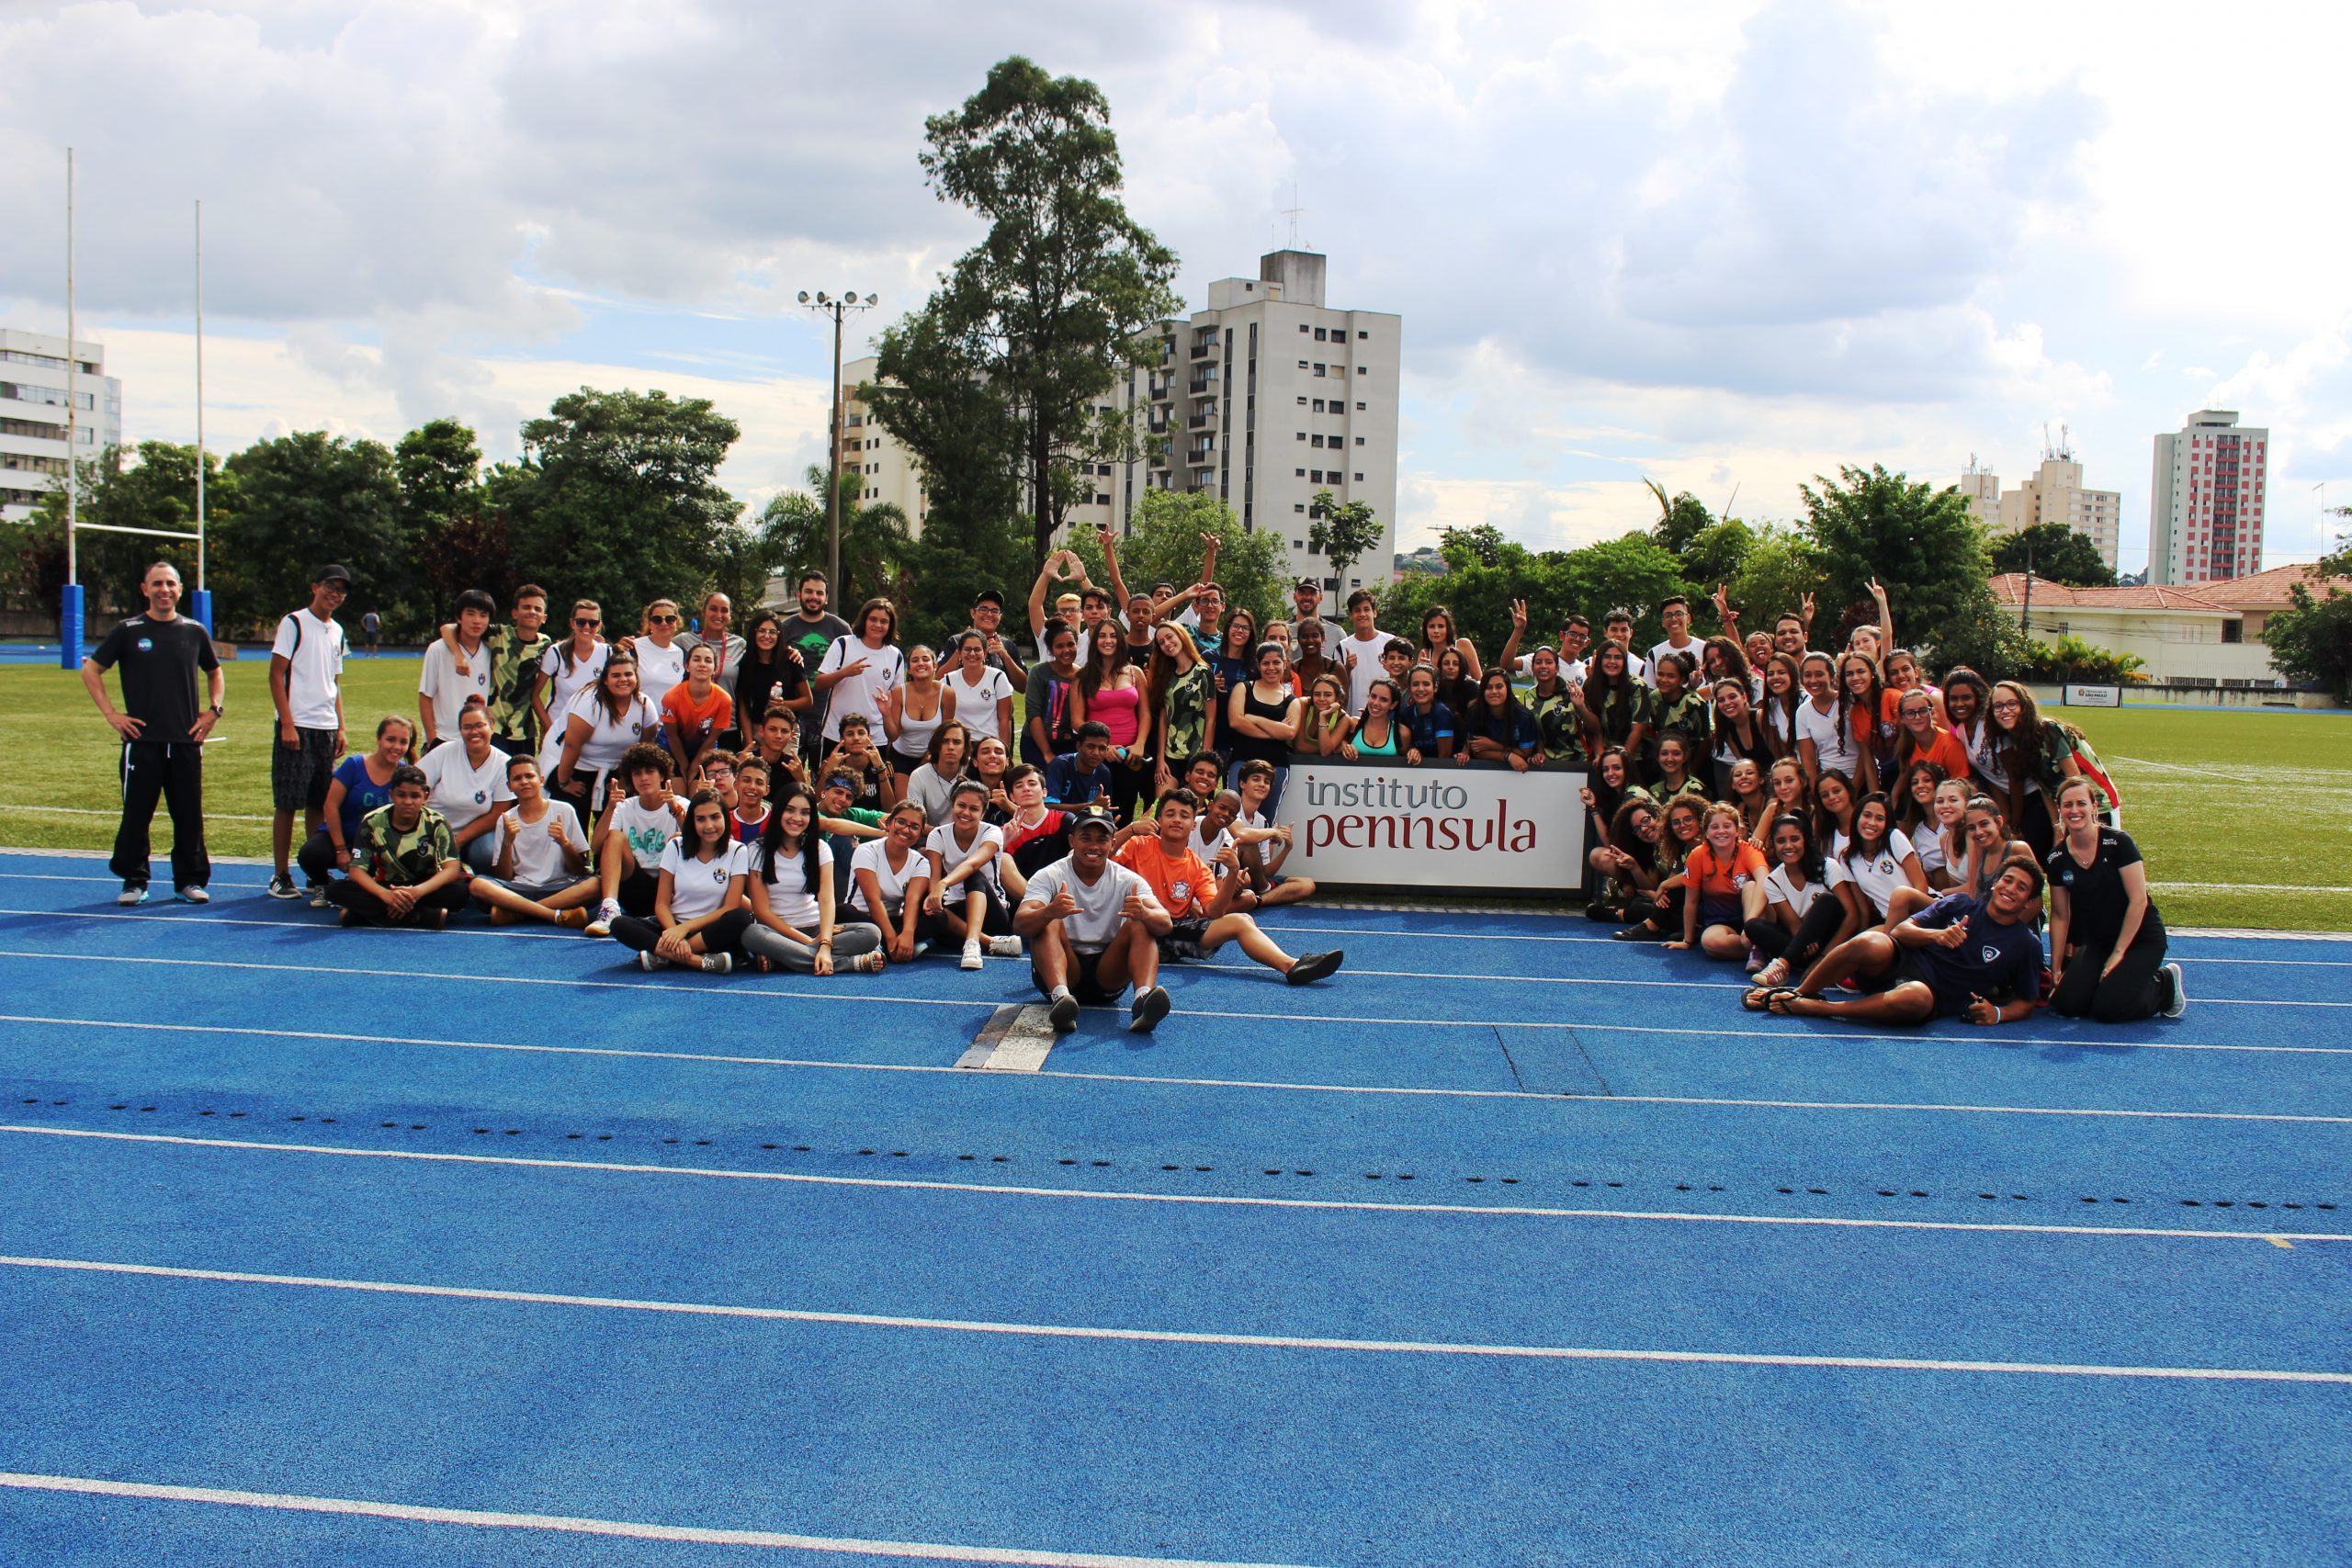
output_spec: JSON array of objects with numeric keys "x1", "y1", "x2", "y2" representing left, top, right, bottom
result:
[{"x1": 5, "y1": 0, "x2": 2348, "y2": 573}]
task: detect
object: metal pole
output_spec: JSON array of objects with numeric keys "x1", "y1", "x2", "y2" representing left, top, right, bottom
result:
[
  {"x1": 65, "y1": 147, "x2": 76, "y2": 589},
  {"x1": 827, "y1": 301, "x2": 843, "y2": 592},
  {"x1": 195, "y1": 198, "x2": 206, "y2": 591}
]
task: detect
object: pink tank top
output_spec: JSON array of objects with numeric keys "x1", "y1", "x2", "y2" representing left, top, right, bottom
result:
[{"x1": 1089, "y1": 682, "x2": 1143, "y2": 747}]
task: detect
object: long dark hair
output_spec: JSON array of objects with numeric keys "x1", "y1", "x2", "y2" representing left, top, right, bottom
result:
[
  {"x1": 757, "y1": 784, "x2": 823, "y2": 889},
  {"x1": 1766, "y1": 810, "x2": 1825, "y2": 884},
  {"x1": 681, "y1": 787, "x2": 732, "y2": 861},
  {"x1": 1845, "y1": 789, "x2": 1895, "y2": 867},
  {"x1": 1080, "y1": 620, "x2": 1130, "y2": 701},
  {"x1": 594, "y1": 653, "x2": 640, "y2": 726},
  {"x1": 1585, "y1": 642, "x2": 1638, "y2": 744}
]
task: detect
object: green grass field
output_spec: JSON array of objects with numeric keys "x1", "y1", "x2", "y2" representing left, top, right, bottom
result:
[{"x1": 3, "y1": 655, "x2": 2346, "y2": 930}]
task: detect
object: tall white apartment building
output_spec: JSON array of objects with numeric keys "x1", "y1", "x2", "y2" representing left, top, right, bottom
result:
[
  {"x1": 1997, "y1": 449, "x2": 2122, "y2": 570},
  {"x1": 1958, "y1": 457, "x2": 2001, "y2": 526},
  {"x1": 0, "y1": 328, "x2": 121, "y2": 521},
  {"x1": 2148, "y1": 409, "x2": 2268, "y2": 584},
  {"x1": 1149, "y1": 250, "x2": 1401, "y2": 593},
  {"x1": 836, "y1": 250, "x2": 1402, "y2": 594}
]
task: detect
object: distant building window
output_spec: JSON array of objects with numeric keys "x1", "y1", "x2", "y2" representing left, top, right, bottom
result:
[
  {"x1": 1312, "y1": 435, "x2": 1326, "y2": 448},
  {"x1": 1357, "y1": 331, "x2": 1368, "y2": 340},
  {"x1": 1354, "y1": 436, "x2": 1366, "y2": 446},
  {"x1": 1295, "y1": 468, "x2": 1306, "y2": 478},
  {"x1": 1295, "y1": 503, "x2": 1306, "y2": 513},
  {"x1": 1353, "y1": 472, "x2": 1364, "y2": 481},
  {"x1": 1296, "y1": 396, "x2": 1307, "y2": 405},
  {"x1": 1313, "y1": 365, "x2": 1326, "y2": 378},
  {"x1": 1298, "y1": 324, "x2": 1309, "y2": 333},
  {"x1": 1296, "y1": 431, "x2": 1306, "y2": 441},
  {"x1": 2222, "y1": 620, "x2": 2244, "y2": 644},
  {"x1": 1298, "y1": 360, "x2": 1309, "y2": 369},
  {"x1": 1314, "y1": 328, "x2": 1328, "y2": 342},
  {"x1": 1355, "y1": 401, "x2": 1366, "y2": 411}
]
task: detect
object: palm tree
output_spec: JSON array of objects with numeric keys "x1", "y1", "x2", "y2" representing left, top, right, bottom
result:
[{"x1": 759, "y1": 465, "x2": 911, "y2": 608}]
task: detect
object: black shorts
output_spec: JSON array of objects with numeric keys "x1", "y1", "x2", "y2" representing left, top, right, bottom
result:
[
  {"x1": 1159, "y1": 917, "x2": 1212, "y2": 960},
  {"x1": 1876, "y1": 950, "x2": 1968, "y2": 1019},
  {"x1": 1035, "y1": 945, "x2": 1123, "y2": 1005},
  {"x1": 270, "y1": 727, "x2": 339, "y2": 811}
]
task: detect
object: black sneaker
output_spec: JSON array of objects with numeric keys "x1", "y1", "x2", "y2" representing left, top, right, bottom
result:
[
  {"x1": 1610, "y1": 923, "x2": 1662, "y2": 942},
  {"x1": 1286, "y1": 950, "x2": 1343, "y2": 986},
  {"x1": 1128, "y1": 985, "x2": 1171, "y2": 1033},
  {"x1": 2160, "y1": 962, "x2": 2188, "y2": 1019},
  {"x1": 266, "y1": 873, "x2": 300, "y2": 900},
  {"x1": 1046, "y1": 994, "x2": 1080, "y2": 1034}
]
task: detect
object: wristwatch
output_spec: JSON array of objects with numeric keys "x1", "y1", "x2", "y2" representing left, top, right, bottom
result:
[{"x1": 209, "y1": 703, "x2": 224, "y2": 716}]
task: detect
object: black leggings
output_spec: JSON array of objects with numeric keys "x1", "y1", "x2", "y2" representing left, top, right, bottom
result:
[
  {"x1": 614, "y1": 906, "x2": 754, "y2": 954},
  {"x1": 1746, "y1": 897, "x2": 1848, "y2": 978},
  {"x1": 2051, "y1": 919, "x2": 2168, "y2": 1022},
  {"x1": 324, "y1": 878, "x2": 471, "y2": 927}
]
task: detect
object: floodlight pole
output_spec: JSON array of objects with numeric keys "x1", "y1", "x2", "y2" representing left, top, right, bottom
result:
[
  {"x1": 799, "y1": 290, "x2": 876, "y2": 594},
  {"x1": 60, "y1": 148, "x2": 79, "y2": 669},
  {"x1": 193, "y1": 197, "x2": 211, "y2": 633}
]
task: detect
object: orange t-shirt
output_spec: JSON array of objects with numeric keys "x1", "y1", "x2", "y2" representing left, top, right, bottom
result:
[
  {"x1": 1115, "y1": 835, "x2": 1216, "y2": 919},
  {"x1": 661, "y1": 682, "x2": 734, "y2": 755},
  {"x1": 1684, "y1": 840, "x2": 1770, "y2": 902},
  {"x1": 1899, "y1": 725, "x2": 1973, "y2": 784}
]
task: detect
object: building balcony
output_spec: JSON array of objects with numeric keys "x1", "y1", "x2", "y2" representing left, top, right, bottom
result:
[
  {"x1": 1188, "y1": 412, "x2": 1214, "y2": 429},
  {"x1": 1187, "y1": 378, "x2": 1214, "y2": 394}
]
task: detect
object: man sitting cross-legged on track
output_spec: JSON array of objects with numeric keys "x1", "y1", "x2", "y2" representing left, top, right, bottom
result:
[
  {"x1": 1015, "y1": 804, "x2": 1173, "y2": 1035},
  {"x1": 582, "y1": 743, "x2": 687, "y2": 938},
  {"x1": 468, "y1": 752, "x2": 600, "y2": 927},
  {"x1": 324, "y1": 763, "x2": 472, "y2": 929},
  {"x1": 1744, "y1": 856, "x2": 2046, "y2": 1026},
  {"x1": 1111, "y1": 787, "x2": 1341, "y2": 987}
]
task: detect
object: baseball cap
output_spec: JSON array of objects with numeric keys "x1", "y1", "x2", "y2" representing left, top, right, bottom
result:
[
  {"x1": 315, "y1": 563, "x2": 353, "y2": 586},
  {"x1": 1294, "y1": 577, "x2": 1321, "y2": 592},
  {"x1": 971, "y1": 588, "x2": 1004, "y2": 608},
  {"x1": 1066, "y1": 805, "x2": 1117, "y2": 835}
]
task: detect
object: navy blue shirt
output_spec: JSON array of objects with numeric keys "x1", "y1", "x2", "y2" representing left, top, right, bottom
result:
[
  {"x1": 1044, "y1": 753, "x2": 1113, "y2": 807},
  {"x1": 1907, "y1": 892, "x2": 2043, "y2": 1013},
  {"x1": 1400, "y1": 701, "x2": 1455, "y2": 756}
]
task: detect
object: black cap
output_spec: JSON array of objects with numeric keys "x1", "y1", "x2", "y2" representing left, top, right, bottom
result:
[
  {"x1": 1066, "y1": 805, "x2": 1117, "y2": 835},
  {"x1": 971, "y1": 588, "x2": 1004, "y2": 608},
  {"x1": 315, "y1": 563, "x2": 353, "y2": 586},
  {"x1": 1295, "y1": 577, "x2": 1321, "y2": 592}
]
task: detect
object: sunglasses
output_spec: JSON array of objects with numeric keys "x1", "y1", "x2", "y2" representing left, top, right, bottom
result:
[
  {"x1": 650, "y1": 615, "x2": 680, "y2": 625},
  {"x1": 574, "y1": 617, "x2": 600, "y2": 627}
]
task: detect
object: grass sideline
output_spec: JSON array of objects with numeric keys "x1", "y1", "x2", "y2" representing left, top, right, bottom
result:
[{"x1": 3, "y1": 652, "x2": 2346, "y2": 931}]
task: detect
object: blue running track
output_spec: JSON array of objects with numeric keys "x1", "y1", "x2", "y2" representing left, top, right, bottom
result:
[{"x1": 0, "y1": 850, "x2": 2346, "y2": 1566}]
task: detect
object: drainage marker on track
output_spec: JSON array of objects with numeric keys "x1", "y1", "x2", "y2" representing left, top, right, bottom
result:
[{"x1": 956, "y1": 1004, "x2": 1058, "y2": 1073}]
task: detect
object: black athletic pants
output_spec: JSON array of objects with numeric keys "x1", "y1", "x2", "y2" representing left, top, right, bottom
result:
[
  {"x1": 324, "y1": 879, "x2": 470, "y2": 926},
  {"x1": 2050, "y1": 918, "x2": 2168, "y2": 1022},
  {"x1": 113, "y1": 739, "x2": 209, "y2": 889},
  {"x1": 1745, "y1": 897, "x2": 1848, "y2": 979}
]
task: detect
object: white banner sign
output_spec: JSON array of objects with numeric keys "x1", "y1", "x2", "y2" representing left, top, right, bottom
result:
[
  {"x1": 2065, "y1": 683, "x2": 2123, "y2": 708},
  {"x1": 1272, "y1": 761, "x2": 1589, "y2": 892}
]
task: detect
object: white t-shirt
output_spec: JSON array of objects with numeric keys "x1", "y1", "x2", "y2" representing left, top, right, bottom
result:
[
  {"x1": 1337, "y1": 632, "x2": 1387, "y2": 713},
  {"x1": 659, "y1": 839, "x2": 744, "y2": 923},
  {"x1": 1192, "y1": 820, "x2": 1234, "y2": 873},
  {"x1": 1796, "y1": 697, "x2": 1864, "y2": 780},
  {"x1": 849, "y1": 837, "x2": 928, "y2": 916},
  {"x1": 946, "y1": 664, "x2": 1014, "y2": 742},
  {"x1": 818, "y1": 637, "x2": 907, "y2": 741},
  {"x1": 1912, "y1": 825, "x2": 1949, "y2": 880},
  {"x1": 1961, "y1": 718, "x2": 2009, "y2": 791},
  {"x1": 1826, "y1": 829, "x2": 1917, "y2": 915},
  {"x1": 269, "y1": 609, "x2": 346, "y2": 728},
  {"x1": 1021, "y1": 858, "x2": 1161, "y2": 953},
  {"x1": 608, "y1": 793, "x2": 686, "y2": 871},
  {"x1": 1765, "y1": 863, "x2": 1825, "y2": 919},
  {"x1": 559, "y1": 688, "x2": 661, "y2": 777},
  {"x1": 419, "y1": 741, "x2": 513, "y2": 831},
  {"x1": 1645, "y1": 637, "x2": 1701, "y2": 688},
  {"x1": 924, "y1": 821, "x2": 1004, "y2": 906},
  {"x1": 492, "y1": 800, "x2": 584, "y2": 886},
  {"x1": 537, "y1": 642, "x2": 611, "y2": 766},
  {"x1": 633, "y1": 638, "x2": 688, "y2": 709},
  {"x1": 418, "y1": 637, "x2": 493, "y2": 739},
  {"x1": 754, "y1": 840, "x2": 827, "y2": 928}
]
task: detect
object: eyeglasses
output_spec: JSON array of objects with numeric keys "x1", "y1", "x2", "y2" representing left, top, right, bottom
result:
[{"x1": 1990, "y1": 700, "x2": 2022, "y2": 714}]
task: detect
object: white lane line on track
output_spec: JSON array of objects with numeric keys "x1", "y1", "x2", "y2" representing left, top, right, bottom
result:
[
  {"x1": 7, "y1": 1124, "x2": 2345, "y2": 1247},
  {"x1": 6, "y1": 1013, "x2": 2346, "y2": 1123},
  {"x1": 0, "y1": 950, "x2": 997, "y2": 1010},
  {"x1": 0, "y1": 1470, "x2": 1313, "y2": 1567},
  {"x1": 5, "y1": 1253, "x2": 2344, "y2": 1384},
  {"x1": 2, "y1": 944, "x2": 2342, "y2": 1012}
]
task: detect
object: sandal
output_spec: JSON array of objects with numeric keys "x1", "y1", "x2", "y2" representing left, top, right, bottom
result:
[
  {"x1": 1766, "y1": 989, "x2": 1811, "y2": 1016},
  {"x1": 1741, "y1": 984, "x2": 1792, "y2": 1013}
]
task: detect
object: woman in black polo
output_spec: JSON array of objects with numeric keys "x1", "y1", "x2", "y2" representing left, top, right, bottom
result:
[{"x1": 2046, "y1": 775, "x2": 2184, "y2": 1021}]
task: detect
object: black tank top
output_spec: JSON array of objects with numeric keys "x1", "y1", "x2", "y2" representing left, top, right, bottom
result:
[{"x1": 1231, "y1": 682, "x2": 1294, "y2": 765}]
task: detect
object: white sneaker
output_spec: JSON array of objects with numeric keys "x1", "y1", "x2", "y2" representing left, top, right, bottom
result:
[
  {"x1": 584, "y1": 899, "x2": 619, "y2": 938},
  {"x1": 118, "y1": 881, "x2": 148, "y2": 906},
  {"x1": 987, "y1": 935, "x2": 1023, "y2": 957},
  {"x1": 2160, "y1": 962, "x2": 2188, "y2": 1019},
  {"x1": 175, "y1": 886, "x2": 209, "y2": 905},
  {"x1": 960, "y1": 938, "x2": 985, "y2": 971},
  {"x1": 307, "y1": 885, "x2": 331, "y2": 908},
  {"x1": 638, "y1": 951, "x2": 671, "y2": 971},
  {"x1": 700, "y1": 953, "x2": 732, "y2": 975}
]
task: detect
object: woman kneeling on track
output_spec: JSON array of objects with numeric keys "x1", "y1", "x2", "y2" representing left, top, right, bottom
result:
[
  {"x1": 325, "y1": 763, "x2": 472, "y2": 929},
  {"x1": 1745, "y1": 812, "x2": 1847, "y2": 991},
  {"x1": 1668, "y1": 802, "x2": 1769, "y2": 962},
  {"x1": 736, "y1": 784, "x2": 885, "y2": 975},
  {"x1": 610, "y1": 789, "x2": 743, "y2": 974},
  {"x1": 1743, "y1": 859, "x2": 2047, "y2": 1026},
  {"x1": 2045, "y1": 775, "x2": 2186, "y2": 1021}
]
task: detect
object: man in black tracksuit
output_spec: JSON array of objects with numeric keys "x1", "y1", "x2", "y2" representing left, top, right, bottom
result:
[{"x1": 81, "y1": 561, "x2": 223, "y2": 904}]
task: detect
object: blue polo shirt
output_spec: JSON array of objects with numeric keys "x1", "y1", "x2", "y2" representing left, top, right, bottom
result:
[{"x1": 1906, "y1": 892, "x2": 2043, "y2": 1012}]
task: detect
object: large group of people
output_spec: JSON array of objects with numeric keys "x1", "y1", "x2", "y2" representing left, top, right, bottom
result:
[{"x1": 81, "y1": 529, "x2": 2189, "y2": 1031}]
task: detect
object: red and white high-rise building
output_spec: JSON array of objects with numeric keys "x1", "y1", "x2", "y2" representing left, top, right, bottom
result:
[{"x1": 2148, "y1": 409, "x2": 2267, "y2": 584}]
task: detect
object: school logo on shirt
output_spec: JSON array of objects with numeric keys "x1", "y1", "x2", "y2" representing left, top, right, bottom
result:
[
  {"x1": 1171, "y1": 878, "x2": 1193, "y2": 904},
  {"x1": 710, "y1": 866, "x2": 729, "y2": 884},
  {"x1": 472, "y1": 790, "x2": 487, "y2": 804},
  {"x1": 2057, "y1": 869, "x2": 2075, "y2": 886},
  {"x1": 1982, "y1": 945, "x2": 1999, "y2": 963},
  {"x1": 135, "y1": 637, "x2": 153, "y2": 652}
]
